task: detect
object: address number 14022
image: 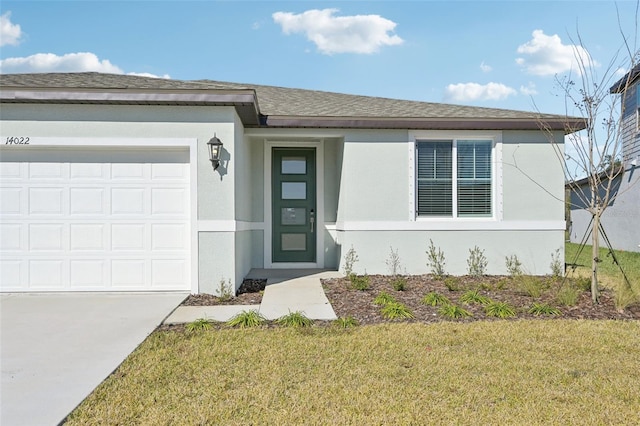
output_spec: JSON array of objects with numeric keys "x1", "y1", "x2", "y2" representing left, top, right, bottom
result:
[{"x1": 4, "y1": 137, "x2": 30, "y2": 145}]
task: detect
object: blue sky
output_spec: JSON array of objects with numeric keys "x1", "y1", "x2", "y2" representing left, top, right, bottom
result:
[{"x1": 0, "y1": 0, "x2": 637, "y2": 118}]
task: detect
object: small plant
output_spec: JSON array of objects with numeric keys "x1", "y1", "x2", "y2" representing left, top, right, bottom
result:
[
  {"x1": 277, "y1": 311, "x2": 313, "y2": 328},
  {"x1": 505, "y1": 254, "x2": 523, "y2": 276},
  {"x1": 349, "y1": 274, "x2": 371, "y2": 291},
  {"x1": 374, "y1": 291, "x2": 396, "y2": 306},
  {"x1": 550, "y1": 248, "x2": 563, "y2": 277},
  {"x1": 573, "y1": 276, "x2": 591, "y2": 292},
  {"x1": 467, "y1": 246, "x2": 488, "y2": 277},
  {"x1": 528, "y1": 302, "x2": 561, "y2": 316},
  {"x1": 226, "y1": 310, "x2": 266, "y2": 328},
  {"x1": 343, "y1": 245, "x2": 359, "y2": 277},
  {"x1": 459, "y1": 290, "x2": 491, "y2": 305},
  {"x1": 185, "y1": 317, "x2": 214, "y2": 333},
  {"x1": 218, "y1": 278, "x2": 234, "y2": 302},
  {"x1": 421, "y1": 292, "x2": 450, "y2": 306},
  {"x1": 613, "y1": 283, "x2": 638, "y2": 312},
  {"x1": 516, "y1": 275, "x2": 547, "y2": 298},
  {"x1": 443, "y1": 276, "x2": 461, "y2": 291},
  {"x1": 380, "y1": 302, "x2": 414, "y2": 320},
  {"x1": 385, "y1": 246, "x2": 402, "y2": 276},
  {"x1": 556, "y1": 284, "x2": 580, "y2": 306},
  {"x1": 485, "y1": 301, "x2": 517, "y2": 318},
  {"x1": 332, "y1": 316, "x2": 358, "y2": 328},
  {"x1": 438, "y1": 304, "x2": 472, "y2": 319},
  {"x1": 426, "y1": 239, "x2": 447, "y2": 278},
  {"x1": 391, "y1": 276, "x2": 407, "y2": 291}
]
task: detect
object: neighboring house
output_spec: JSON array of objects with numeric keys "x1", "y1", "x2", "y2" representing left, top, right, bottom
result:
[
  {"x1": 568, "y1": 64, "x2": 640, "y2": 252},
  {"x1": 0, "y1": 73, "x2": 584, "y2": 294}
]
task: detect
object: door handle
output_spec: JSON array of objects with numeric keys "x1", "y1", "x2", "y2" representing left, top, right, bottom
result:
[{"x1": 310, "y1": 209, "x2": 315, "y2": 233}]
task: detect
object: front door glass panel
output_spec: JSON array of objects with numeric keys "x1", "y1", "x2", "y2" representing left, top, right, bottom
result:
[{"x1": 282, "y1": 182, "x2": 306, "y2": 199}]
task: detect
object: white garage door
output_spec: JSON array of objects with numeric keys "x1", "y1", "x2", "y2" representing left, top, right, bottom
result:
[{"x1": 0, "y1": 148, "x2": 191, "y2": 292}]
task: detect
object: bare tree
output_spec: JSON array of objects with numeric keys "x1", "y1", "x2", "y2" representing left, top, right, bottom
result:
[{"x1": 538, "y1": 8, "x2": 639, "y2": 303}]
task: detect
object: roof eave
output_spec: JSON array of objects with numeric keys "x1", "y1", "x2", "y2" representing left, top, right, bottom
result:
[
  {"x1": 262, "y1": 116, "x2": 586, "y2": 133},
  {"x1": 0, "y1": 88, "x2": 261, "y2": 126}
]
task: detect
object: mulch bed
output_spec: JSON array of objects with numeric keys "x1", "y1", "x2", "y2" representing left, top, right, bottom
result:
[
  {"x1": 322, "y1": 275, "x2": 640, "y2": 325},
  {"x1": 179, "y1": 274, "x2": 639, "y2": 326}
]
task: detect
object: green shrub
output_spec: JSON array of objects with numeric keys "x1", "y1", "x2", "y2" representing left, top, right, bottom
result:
[
  {"x1": 528, "y1": 303, "x2": 561, "y2": 316},
  {"x1": 385, "y1": 246, "x2": 402, "y2": 276},
  {"x1": 391, "y1": 277, "x2": 407, "y2": 291},
  {"x1": 374, "y1": 292, "x2": 396, "y2": 306},
  {"x1": 573, "y1": 277, "x2": 591, "y2": 292},
  {"x1": 185, "y1": 318, "x2": 214, "y2": 333},
  {"x1": 343, "y1": 245, "x2": 359, "y2": 277},
  {"x1": 381, "y1": 302, "x2": 414, "y2": 320},
  {"x1": 485, "y1": 301, "x2": 517, "y2": 318},
  {"x1": 550, "y1": 248, "x2": 563, "y2": 277},
  {"x1": 443, "y1": 276, "x2": 461, "y2": 291},
  {"x1": 438, "y1": 304, "x2": 472, "y2": 319},
  {"x1": 556, "y1": 285, "x2": 580, "y2": 306},
  {"x1": 277, "y1": 311, "x2": 313, "y2": 328},
  {"x1": 467, "y1": 246, "x2": 488, "y2": 277},
  {"x1": 349, "y1": 274, "x2": 371, "y2": 291},
  {"x1": 505, "y1": 254, "x2": 523, "y2": 276},
  {"x1": 459, "y1": 290, "x2": 491, "y2": 305},
  {"x1": 217, "y1": 278, "x2": 234, "y2": 302},
  {"x1": 421, "y1": 292, "x2": 451, "y2": 306},
  {"x1": 332, "y1": 316, "x2": 358, "y2": 328},
  {"x1": 226, "y1": 310, "x2": 266, "y2": 328},
  {"x1": 426, "y1": 239, "x2": 447, "y2": 278},
  {"x1": 516, "y1": 275, "x2": 547, "y2": 298}
]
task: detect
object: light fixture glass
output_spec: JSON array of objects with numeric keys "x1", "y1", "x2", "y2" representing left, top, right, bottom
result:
[{"x1": 207, "y1": 135, "x2": 223, "y2": 170}]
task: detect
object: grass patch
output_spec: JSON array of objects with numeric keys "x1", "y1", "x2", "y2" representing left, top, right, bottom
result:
[
  {"x1": 515, "y1": 275, "x2": 548, "y2": 298},
  {"x1": 226, "y1": 310, "x2": 266, "y2": 328},
  {"x1": 348, "y1": 274, "x2": 371, "y2": 291},
  {"x1": 276, "y1": 311, "x2": 313, "y2": 328},
  {"x1": 66, "y1": 321, "x2": 640, "y2": 425},
  {"x1": 438, "y1": 304, "x2": 472, "y2": 319},
  {"x1": 373, "y1": 291, "x2": 396, "y2": 306},
  {"x1": 380, "y1": 302, "x2": 414, "y2": 320},
  {"x1": 484, "y1": 301, "x2": 517, "y2": 318},
  {"x1": 332, "y1": 316, "x2": 358, "y2": 328},
  {"x1": 185, "y1": 317, "x2": 214, "y2": 333},
  {"x1": 528, "y1": 302, "x2": 561, "y2": 316},
  {"x1": 421, "y1": 292, "x2": 451, "y2": 306},
  {"x1": 459, "y1": 289, "x2": 492, "y2": 305}
]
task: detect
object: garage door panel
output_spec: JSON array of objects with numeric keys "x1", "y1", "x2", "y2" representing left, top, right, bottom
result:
[
  {"x1": 70, "y1": 224, "x2": 105, "y2": 251},
  {"x1": 29, "y1": 224, "x2": 64, "y2": 251},
  {"x1": 111, "y1": 224, "x2": 146, "y2": 251},
  {"x1": 29, "y1": 260, "x2": 65, "y2": 288},
  {"x1": 29, "y1": 188, "x2": 64, "y2": 214},
  {"x1": 70, "y1": 188, "x2": 105, "y2": 214},
  {"x1": 0, "y1": 148, "x2": 191, "y2": 292},
  {"x1": 70, "y1": 260, "x2": 105, "y2": 288},
  {"x1": 152, "y1": 259, "x2": 187, "y2": 288}
]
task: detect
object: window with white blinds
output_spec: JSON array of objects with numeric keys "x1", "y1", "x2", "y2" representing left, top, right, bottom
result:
[{"x1": 416, "y1": 139, "x2": 492, "y2": 217}]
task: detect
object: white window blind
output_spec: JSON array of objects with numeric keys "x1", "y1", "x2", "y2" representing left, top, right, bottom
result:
[{"x1": 416, "y1": 139, "x2": 492, "y2": 217}]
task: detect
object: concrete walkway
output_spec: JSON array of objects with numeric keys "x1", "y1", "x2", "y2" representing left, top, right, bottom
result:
[
  {"x1": 164, "y1": 269, "x2": 341, "y2": 324},
  {"x1": 1, "y1": 292, "x2": 187, "y2": 426}
]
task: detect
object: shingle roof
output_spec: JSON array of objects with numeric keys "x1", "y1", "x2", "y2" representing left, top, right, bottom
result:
[{"x1": 0, "y1": 72, "x2": 585, "y2": 131}]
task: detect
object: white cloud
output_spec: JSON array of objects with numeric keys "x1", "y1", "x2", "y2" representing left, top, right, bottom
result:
[
  {"x1": 127, "y1": 72, "x2": 170, "y2": 79},
  {"x1": 0, "y1": 11, "x2": 23, "y2": 46},
  {"x1": 0, "y1": 52, "x2": 123, "y2": 74},
  {"x1": 519, "y1": 82, "x2": 538, "y2": 96},
  {"x1": 480, "y1": 61, "x2": 492, "y2": 72},
  {"x1": 272, "y1": 8, "x2": 403, "y2": 54},
  {"x1": 516, "y1": 29, "x2": 598, "y2": 76},
  {"x1": 0, "y1": 52, "x2": 169, "y2": 78},
  {"x1": 444, "y1": 82, "x2": 517, "y2": 102}
]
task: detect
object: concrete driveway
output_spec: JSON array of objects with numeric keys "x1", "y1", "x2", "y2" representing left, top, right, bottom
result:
[{"x1": 1, "y1": 292, "x2": 187, "y2": 426}]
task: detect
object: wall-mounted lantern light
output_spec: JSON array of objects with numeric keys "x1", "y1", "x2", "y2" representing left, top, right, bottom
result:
[{"x1": 207, "y1": 134, "x2": 223, "y2": 171}]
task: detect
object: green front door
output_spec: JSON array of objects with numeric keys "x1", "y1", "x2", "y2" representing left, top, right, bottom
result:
[{"x1": 272, "y1": 148, "x2": 316, "y2": 263}]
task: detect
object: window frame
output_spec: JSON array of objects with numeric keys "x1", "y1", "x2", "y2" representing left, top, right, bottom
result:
[{"x1": 408, "y1": 131, "x2": 502, "y2": 222}]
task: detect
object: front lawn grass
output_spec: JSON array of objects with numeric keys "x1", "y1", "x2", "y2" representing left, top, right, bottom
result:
[
  {"x1": 66, "y1": 321, "x2": 640, "y2": 425},
  {"x1": 566, "y1": 242, "x2": 640, "y2": 285}
]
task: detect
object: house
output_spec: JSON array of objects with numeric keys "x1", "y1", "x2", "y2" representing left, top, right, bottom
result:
[
  {"x1": 568, "y1": 64, "x2": 640, "y2": 252},
  {"x1": 0, "y1": 72, "x2": 584, "y2": 294}
]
